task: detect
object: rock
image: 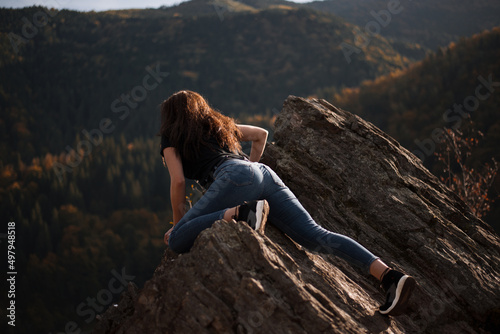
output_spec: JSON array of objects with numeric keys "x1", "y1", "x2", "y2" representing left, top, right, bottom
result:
[
  {"x1": 92, "y1": 283, "x2": 139, "y2": 333},
  {"x1": 93, "y1": 96, "x2": 500, "y2": 333}
]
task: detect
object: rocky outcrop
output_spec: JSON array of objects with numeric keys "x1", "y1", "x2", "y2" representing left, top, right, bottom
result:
[{"x1": 93, "y1": 96, "x2": 500, "y2": 333}]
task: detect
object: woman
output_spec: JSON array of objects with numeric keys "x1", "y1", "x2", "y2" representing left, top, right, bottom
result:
[{"x1": 159, "y1": 90, "x2": 415, "y2": 316}]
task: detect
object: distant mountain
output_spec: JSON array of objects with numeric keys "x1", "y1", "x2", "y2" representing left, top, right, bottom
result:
[
  {"x1": 159, "y1": 0, "x2": 500, "y2": 53},
  {"x1": 159, "y1": 0, "x2": 298, "y2": 16},
  {"x1": 0, "y1": 5, "x2": 411, "y2": 164},
  {"x1": 320, "y1": 27, "x2": 500, "y2": 231},
  {"x1": 307, "y1": 0, "x2": 500, "y2": 51}
]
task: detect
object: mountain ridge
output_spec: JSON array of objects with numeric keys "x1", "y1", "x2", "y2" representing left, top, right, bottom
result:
[
  {"x1": 0, "y1": 5, "x2": 411, "y2": 163},
  {"x1": 307, "y1": 0, "x2": 500, "y2": 51}
]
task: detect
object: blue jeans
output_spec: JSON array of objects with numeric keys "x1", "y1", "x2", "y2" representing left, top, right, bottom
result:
[{"x1": 168, "y1": 159, "x2": 378, "y2": 273}]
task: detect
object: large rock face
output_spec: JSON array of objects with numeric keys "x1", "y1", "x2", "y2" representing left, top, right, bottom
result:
[{"x1": 93, "y1": 96, "x2": 500, "y2": 333}]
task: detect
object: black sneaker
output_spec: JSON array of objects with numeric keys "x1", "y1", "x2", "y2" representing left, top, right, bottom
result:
[
  {"x1": 379, "y1": 269, "x2": 416, "y2": 316},
  {"x1": 236, "y1": 200, "x2": 269, "y2": 233}
]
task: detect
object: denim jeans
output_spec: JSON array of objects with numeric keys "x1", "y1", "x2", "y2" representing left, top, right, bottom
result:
[{"x1": 168, "y1": 159, "x2": 378, "y2": 273}]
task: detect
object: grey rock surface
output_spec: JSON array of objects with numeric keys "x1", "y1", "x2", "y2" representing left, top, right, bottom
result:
[{"x1": 93, "y1": 96, "x2": 500, "y2": 333}]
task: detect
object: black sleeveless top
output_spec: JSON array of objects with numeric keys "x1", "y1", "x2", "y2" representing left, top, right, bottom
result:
[{"x1": 160, "y1": 135, "x2": 246, "y2": 184}]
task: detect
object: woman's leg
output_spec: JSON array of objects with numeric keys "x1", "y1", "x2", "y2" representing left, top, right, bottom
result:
[
  {"x1": 260, "y1": 165, "x2": 379, "y2": 274},
  {"x1": 169, "y1": 159, "x2": 385, "y2": 277},
  {"x1": 168, "y1": 208, "x2": 227, "y2": 253},
  {"x1": 370, "y1": 259, "x2": 391, "y2": 281},
  {"x1": 168, "y1": 160, "x2": 265, "y2": 253},
  {"x1": 260, "y1": 165, "x2": 418, "y2": 315}
]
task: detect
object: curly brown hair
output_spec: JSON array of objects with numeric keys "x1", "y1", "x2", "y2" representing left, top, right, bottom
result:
[{"x1": 160, "y1": 90, "x2": 242, "y2": 160}]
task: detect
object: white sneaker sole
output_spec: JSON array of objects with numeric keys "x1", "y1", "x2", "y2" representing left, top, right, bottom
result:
[
  {"x1": 379, "y1": 275, "x2": 416, "y2": 316},
  {"x1": 254, "y1": 200, "x2": 269, "y2": 233}
]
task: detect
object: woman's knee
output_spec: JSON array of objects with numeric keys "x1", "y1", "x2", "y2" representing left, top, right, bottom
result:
[{"x1": 168, "y1": 232, "x2": 189, "y2": 254}]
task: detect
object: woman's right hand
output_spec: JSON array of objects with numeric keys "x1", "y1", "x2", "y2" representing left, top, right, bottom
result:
[{"x1": 164, "y1": 227, "x2": 174, "y2": 246}]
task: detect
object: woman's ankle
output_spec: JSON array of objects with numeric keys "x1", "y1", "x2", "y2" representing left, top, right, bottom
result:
[
  {"x1": 223, "y1": 207, "x2": 238, "y2": 221},
  {"x1": 369, "y1": 259, "x2": 391, "y2": 281}
]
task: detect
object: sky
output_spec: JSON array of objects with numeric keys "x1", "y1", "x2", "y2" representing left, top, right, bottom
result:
[{"x1": 0, "y1": 0, "x2": 315, "y2": 12}]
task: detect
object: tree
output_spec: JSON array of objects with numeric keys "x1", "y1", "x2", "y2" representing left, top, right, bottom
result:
[{"x1": 435, "y1": 126, "x2": 498, "y2": 218}]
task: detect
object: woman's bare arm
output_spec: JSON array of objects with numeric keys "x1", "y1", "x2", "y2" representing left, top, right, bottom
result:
[
  {"x1": 163, "y1": 147, "x2": 186, "y2": 225},
  {"x1": 237, "y1": 124, "x2": 268, "y2": 162}
]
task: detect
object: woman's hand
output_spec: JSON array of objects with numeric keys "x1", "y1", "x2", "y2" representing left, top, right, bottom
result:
[{"x1": 164, "y1": 227, "x2": 174, "y2": 246}]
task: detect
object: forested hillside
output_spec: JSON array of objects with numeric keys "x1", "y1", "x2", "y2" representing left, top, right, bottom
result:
[
  {"x1": 1, "y1": 1, "x2": 499, "y2": 333},
  {"x1": 0, "y1": 5, "x2": 410, "y2": 164},
  {"x1": 308, "y1": 0, "x2": 500, "y2": 52},
  {"x1": 319, "y1": 27, "x2": 500, "y2": 231}
]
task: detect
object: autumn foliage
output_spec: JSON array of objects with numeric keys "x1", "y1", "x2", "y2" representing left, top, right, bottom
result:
[{"x1": 435, "y1": 126, "x2": 498, "y2": 218}]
